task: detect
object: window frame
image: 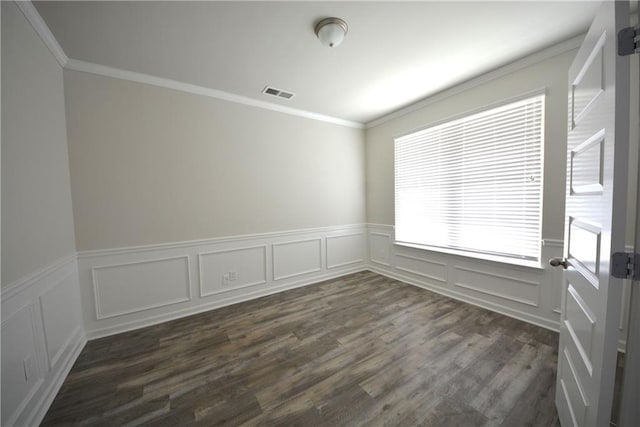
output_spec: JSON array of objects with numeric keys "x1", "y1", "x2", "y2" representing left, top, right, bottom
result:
[{"x1": 393, "y1": 90, "x2": 546, "y2": 269}]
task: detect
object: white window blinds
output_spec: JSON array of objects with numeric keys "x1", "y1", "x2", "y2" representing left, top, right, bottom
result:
[{"x1": 394, "y1": 94, "x2": 544, "y2": 262}]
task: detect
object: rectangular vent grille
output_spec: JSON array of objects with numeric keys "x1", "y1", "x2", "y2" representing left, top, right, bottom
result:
[{"x1": 262, "y1": 86, "x2": 295, "y2": 100}]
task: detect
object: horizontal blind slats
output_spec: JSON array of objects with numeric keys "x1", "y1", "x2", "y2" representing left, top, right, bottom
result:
[{"x1": 394, "y1": 94, "x2": 544, "y2": 260}]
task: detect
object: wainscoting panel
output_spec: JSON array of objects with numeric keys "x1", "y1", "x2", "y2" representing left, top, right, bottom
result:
[
  {"x1": 77, "y1": 225, "x2": 367, "y2": 339},
  {"x1": 326, "y1": 233, "x2": 365, "y2": 269},
  {"x1": 92, "y1": 256, "x2": 192, "y2": 319},
  {"x1": 453, "y1": 266, "x2": 541, "y2": 308},
  {"x1": 199, "y1": 245, "x2": 267, "y2": 297},
  {"x1": 366, "y1": 224, "x2": 565, "y2": 331},
  {"x1": 395, "y1": 252, "x2": 447, "y2": 284},
  {"x1": 39, "y1": 272, "x2": 83, "y2": 367},
  {"x1": 369, "y1": 230, "x2": 392, "y2": 266},
  {"x1": 1, "y1": 304, "x2": 42, "y2": 426},
  {"x1": 1, "y1": 255, "x2": 85, "y2": 427},
  {"x1": 272, "y1": 238, "x2": 322, "y2": 281}
]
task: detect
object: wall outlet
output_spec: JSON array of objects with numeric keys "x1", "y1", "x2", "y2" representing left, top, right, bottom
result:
[
  {"x1": 23, "y1": 355, "x2": 33, "y2": 382},
  {"x1": 229, "y1": 271, "x2": 237, "y2": 281}
]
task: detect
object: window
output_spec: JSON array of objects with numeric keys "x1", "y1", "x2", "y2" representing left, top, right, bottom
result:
[{"x1": 394, "y1": 93, "x2": 544, "y2": 264}]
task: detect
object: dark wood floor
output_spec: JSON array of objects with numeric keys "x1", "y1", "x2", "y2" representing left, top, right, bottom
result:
[{"x1": 42, "y1": 271, "x2": 560, "y2": 426}]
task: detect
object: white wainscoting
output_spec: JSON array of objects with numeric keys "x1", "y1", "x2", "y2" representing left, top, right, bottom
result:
[
  {"x1": 366, "y1": 224, "x2": 564, "y2": 331},
  {"x1": 326, "y1": 232, "x2": 365, "y2": 269},
  {"x1": 77, "y1": 224, "x2": 367, "y2": 339},
  {"x1": 92, "y1": 256, "x2": 192, "y2": 319},
  {"x1": 1, "y1": 254, "x2": 85, "y2": 427},
  {"x1": 199, "y1": 245, "x2": 268, "y2": 297},
  {"x1": 272, "y1": 238, "x2": 323, "y2": 280}
]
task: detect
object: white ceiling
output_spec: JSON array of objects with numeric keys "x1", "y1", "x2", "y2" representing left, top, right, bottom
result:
[{"x1": 34, "y1": 1, "x2": 601, "y2": 124}]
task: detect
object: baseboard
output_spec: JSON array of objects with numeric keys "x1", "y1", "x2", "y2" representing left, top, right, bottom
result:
[
  {"x1": 367, "y1": 264, "x2": 560, "y2": 333},
  {"x1": 1, "y1": 255, "x2": 85, "y2": 427}
]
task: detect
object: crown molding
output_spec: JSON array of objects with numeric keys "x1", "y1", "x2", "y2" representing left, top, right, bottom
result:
[
  {"x1": 15, "y1": 0, "x2": 68, "y2": 67},
  {"x1": 17, "y1": 0, "x2": 586, "y2": 131},
  {"x1": 15, "y1": 1, "x2": 362, "y2": 129},
  {"x1": 64, "y1": 59, "x2": 364, "y2": 129},
  {"x1": 365, "y1": 34, "x2": 584, "y2": 129}
]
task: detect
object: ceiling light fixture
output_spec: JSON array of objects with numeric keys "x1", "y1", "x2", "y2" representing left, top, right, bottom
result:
[{"x1": 315, "y1": 17, "x2": 348, "y2": 48}]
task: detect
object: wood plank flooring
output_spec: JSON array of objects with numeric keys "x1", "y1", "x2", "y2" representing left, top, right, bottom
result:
[{"x1": 42, "y1": 271, "x2": 560, "y2": 426}]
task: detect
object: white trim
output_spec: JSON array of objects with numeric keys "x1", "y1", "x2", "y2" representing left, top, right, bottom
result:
[
  {"x1": 1, "y1": 253, "x2": 77, "y2": 300},
  {"x1": 14, "y1": 0, "x2": 583, "y2": 132},
  {"x1": 197, "y1": 245, "x2": 268, "y2": 298},
  {"x1": 78, "y1": 225, "x2": 367, "y2": 338},
  {"x1": 453, "y1": 265, "x2": 541, "y2": 308},
  {"x1": 1, "y1": 304, "x2": 44, "y2": 427},
  {"x1": 24, "y1": 331, "x2": 86, "y2": 427},
  {"x1": 15, "y1": 2, "x2": 363, "y2": 128},
  {"x1": 65, "y1": 59, "x2": 364, "y2": 129},
  {"x1": 366, "y1": 34, "x2": 583, "y2": 128},
  {"x1": 368, "y1": 231, "x2": 393, "y2": 267},
  {"x1": 368, "y1": 265, "x2": 559, "y2": 332},
  {"x1": 78, "y1": 224, "x2": 365, "y2": 258},
  {"x1": 85, "y1": 266, "x2": 366, "y2": 340},
  {"x1": 395, "y1": 253, "x2": 447, "y2": 283},
  {"x1": 37, "y1": 272, "x2": 78, "y2": 368},
  {"x1": 91, "y1": 255, "x2": 192, "y2": 320},
  {"x1": 15, "y1": 0, "x2": 68, "y2": 67},
  {"x1": 394, "y1": 241, "x2": 544, "y2": 270},
  {"x1": 271, "y1": 238, "x2": 323, "y2": 281},
  {"x1": 2, "y1": 255, "x2": 85, "y2": 427},
  {"x1": 454, "y1": 280, "x2": 539, "y2": 308},
  {"x1": 325, "y1": 233, "x2": 365, "y2": 270},
  {"x1": 454, "y1": 265, "x2": 540, "y2": 287}
]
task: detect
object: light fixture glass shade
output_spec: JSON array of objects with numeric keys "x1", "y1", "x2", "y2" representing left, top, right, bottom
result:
[{"x1": 315, "y1": 18, "x2": 348, "y2": 48}]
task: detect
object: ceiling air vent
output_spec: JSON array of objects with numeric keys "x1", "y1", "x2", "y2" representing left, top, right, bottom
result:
[{"x1": 262, "y1": 86, "x2": 295, "y2": 100}]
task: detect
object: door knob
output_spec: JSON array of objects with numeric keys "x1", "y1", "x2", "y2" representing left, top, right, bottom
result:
[{"x1": 549, "y1": 257, "x2": 569, "y2": 269}]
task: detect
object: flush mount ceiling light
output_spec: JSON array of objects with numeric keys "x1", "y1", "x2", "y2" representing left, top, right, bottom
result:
[{"x1": 315, "y1": 17, "x2": 348, "y2": 48}]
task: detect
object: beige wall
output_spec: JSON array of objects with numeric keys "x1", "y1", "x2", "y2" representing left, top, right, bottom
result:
[
  {"x1": 365, "y1": 50, "x2": 576, "y2": 241},
  {"x1": 1, "y1": 1, "x2": 76, "y2": 286},
  {"x1": 64, "y1": 70, "x2": 366, "y2": 251}
]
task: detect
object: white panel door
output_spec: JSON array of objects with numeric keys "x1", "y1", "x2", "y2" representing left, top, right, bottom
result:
[{"x1": 555, "y1": 2, "x2": 631, "y2": 426}]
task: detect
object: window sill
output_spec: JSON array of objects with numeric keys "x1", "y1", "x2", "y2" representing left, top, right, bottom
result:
[{"x1": 393, "y1": 241, "x2": 544, "y2": 270}]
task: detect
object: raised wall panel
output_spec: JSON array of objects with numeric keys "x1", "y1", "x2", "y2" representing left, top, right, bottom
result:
[
  {"x1": 272, "y1": 238, "x2": 322, "y2": 281},
  {"x1": 453, "y1": 266, "x2": 540, "y2": 307},
  {"x1": 1, "y1": 256, "x2": 85, "y2": 427},
  {"x1": 92, "y1": 256, "x2": 191, "y2": 319},
  {"x1": 369, "y1": 232, "x2": 392, "y2": 266},
  {"x1": 199, "y1": 246, "x2": 267, "y2": 296},
  {"x1": 39, "y1": 274, "x2": 81, "y2": 367},
  {"x1": 568, "y1": 219, "x2": 601, "y2": 283},
  {"x1": 570, "y1": 130, "x2": 605, "y2": 194},
  {"x1": 79, "y1": 225, "x2": 367, "y2": 339},
  {"x1": 1, "y1": 305, "x2": 41, "y2": 427},
  {"x1": 571, "y1": 33, "x2": 605, "y2": 128},
  {"x1": 326, "y1": 233, "x2": 364, "y2": 269},
  {"x1": 395, "y1": 253, "x2": 447, "y2": 284}
]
